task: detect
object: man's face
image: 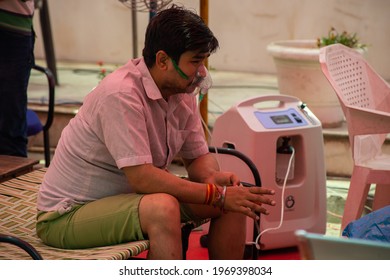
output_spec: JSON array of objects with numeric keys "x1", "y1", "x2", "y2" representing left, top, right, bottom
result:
[{"x1": 164, "y1": 51, "x2": 210, "y2": 95}]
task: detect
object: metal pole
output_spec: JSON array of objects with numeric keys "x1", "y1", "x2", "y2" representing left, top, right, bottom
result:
[
  {"x1": 131, "y1": 0, "x2": 138, "y2": 58},
  {"x1": 39, "y1": 0, "x2": 58, "y2": 85},
  {"x1": 200, "y1": 0, "x2": 209, "y2": 140}
]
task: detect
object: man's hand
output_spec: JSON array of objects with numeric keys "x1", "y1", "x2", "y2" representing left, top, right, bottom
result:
[
  {"x1": 223, "y1": 185, "x2": 275, "y2": 220},
  {"x1": 204, "y1": 171, "x2": 241, "y2": 187}
]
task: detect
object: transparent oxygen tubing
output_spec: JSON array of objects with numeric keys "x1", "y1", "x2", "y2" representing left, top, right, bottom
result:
[
  {"x1": 192, "y1": 66, "x2": 221, "y2": 170},
  {"x1": 250, "y1": 147, "x2": 295, "y2": 250},
  {"x1": 197, "y1": 92, "x2": 221, "y2": 172}
]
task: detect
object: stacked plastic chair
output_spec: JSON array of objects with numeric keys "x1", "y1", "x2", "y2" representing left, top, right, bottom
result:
[{"x1": 319, "y1": 44, "x2": 390, "y2": 230}]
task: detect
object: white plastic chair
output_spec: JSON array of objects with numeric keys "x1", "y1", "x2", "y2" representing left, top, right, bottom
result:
[{"x1": 319, "y1": 44, "x2": 390, "y2": 231}]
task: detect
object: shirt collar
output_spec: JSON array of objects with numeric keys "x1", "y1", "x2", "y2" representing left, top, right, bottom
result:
[
  {"x1": 134, "y1": 58, "x2": 163, "y2": 101},
  {"x1": 135, "y1": 58, "x2": 189, "y2": 107}
]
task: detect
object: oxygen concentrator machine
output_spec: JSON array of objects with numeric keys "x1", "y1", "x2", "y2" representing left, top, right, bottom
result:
[{"x1": 211, "y1": 94, "x2": 327, "y2": 250}]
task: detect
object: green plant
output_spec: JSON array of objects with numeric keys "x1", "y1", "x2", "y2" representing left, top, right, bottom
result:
[{"x1": 317, "y1": 27, "x2": 367, "y2": 49}]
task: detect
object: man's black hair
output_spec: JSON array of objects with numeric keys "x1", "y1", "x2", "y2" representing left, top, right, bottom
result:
[{"x1": 142, "y1": 4, "x2": 219, "y2": 68}]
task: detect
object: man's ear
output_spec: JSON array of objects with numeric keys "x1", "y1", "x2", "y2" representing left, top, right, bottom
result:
[{"x1": 155, "y1": 50, "x2": 169, "y2": 71}]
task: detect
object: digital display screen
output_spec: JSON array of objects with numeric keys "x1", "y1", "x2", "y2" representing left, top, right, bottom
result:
[{"x1": 270, "y1": 115, "x2": 293, "y2": 124}]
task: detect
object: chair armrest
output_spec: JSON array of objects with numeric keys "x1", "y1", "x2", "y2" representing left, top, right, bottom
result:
[
  {"x1": 208, "y1": 146, "x2": 261, "y2": 187},
  {"x1": 0, "y1": 234, "x2": 43, "y2": 260},
  {"x1": 32, "y1": 65, "x2": 55, "y2": 131},
  {"x1": 346, "y1": 106, "x2": 390, "y2": 136}
]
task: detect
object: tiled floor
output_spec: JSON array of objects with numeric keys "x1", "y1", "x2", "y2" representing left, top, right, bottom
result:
[{"x1": 28, "y1": 60, "x2": 366, "y2": 238}]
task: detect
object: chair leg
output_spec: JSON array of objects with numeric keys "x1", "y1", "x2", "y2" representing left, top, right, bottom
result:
[
  {"x1": 341, "y1": 166, "x2": 371, "y2": 231},
  {"x1": 372, "y1": 184, "x2": 390, "y2": 211},
  {"x1": 43, "y1": 130, "x2": 51, "y2": 167},
  {"x1": 181, "y1": 223, "x2": 194, "y2": 260}
]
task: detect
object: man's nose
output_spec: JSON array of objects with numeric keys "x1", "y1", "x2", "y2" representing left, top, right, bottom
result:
[{"x1": 196, "y1": 64, "x2": 207, "y2": 78}]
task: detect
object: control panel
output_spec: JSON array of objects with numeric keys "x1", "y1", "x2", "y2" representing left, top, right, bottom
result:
[{"x1": 254, "y1": 108, "x2": 308, "y2": 129}]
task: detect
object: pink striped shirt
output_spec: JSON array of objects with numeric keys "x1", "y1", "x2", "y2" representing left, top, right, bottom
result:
[{"x1": 37, "y1": 58, "x2": 209, "y2": 214}]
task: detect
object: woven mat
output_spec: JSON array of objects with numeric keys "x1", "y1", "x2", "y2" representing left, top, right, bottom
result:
[{"x1": 0, "y1": 168, "x2": 149, "y2": 260}]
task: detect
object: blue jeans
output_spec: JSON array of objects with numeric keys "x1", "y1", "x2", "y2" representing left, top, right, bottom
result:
[{"x1": 0, "y1": 29, "x2": 35, "y2": 157}]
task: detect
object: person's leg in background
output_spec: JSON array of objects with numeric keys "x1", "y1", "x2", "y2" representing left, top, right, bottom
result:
[{"x1": 0, "y1": 28, "x2": 35, "y2": 157}]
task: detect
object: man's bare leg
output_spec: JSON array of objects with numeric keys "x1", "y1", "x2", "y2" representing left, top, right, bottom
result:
[
  {"x1": 139, "y1": 193, "x2": 182, "y2": 259},
  {"x1": 207, "y1": 212, "x2": 247, "y2": 259}
]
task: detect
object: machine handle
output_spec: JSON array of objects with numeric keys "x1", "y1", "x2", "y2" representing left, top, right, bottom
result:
[{"x1": 237, "y1": 94, "x2": 300, "y2": 109}]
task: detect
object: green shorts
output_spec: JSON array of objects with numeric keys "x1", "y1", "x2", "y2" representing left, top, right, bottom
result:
[{"x1": 36, "y1": 193, "x2": 203, "y2": 249}]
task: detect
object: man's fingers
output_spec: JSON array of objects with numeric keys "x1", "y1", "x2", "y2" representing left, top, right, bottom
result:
[{"x1": 249, "y1": 187, "x2": 275, "y2": 195}]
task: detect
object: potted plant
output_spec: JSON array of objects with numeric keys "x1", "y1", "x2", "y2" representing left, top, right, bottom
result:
[{"x1": 267, "y1": 27, "x2": 367, "y2": 128}]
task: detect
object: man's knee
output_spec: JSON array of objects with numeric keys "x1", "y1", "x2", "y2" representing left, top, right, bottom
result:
[{"x1": 140, "y1": 193, "x2": 181, "y2": 226}]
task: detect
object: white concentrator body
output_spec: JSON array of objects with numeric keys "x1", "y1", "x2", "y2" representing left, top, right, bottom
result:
[{"x1": 211, "y1": 95, "x2": 327, "y2": 250}]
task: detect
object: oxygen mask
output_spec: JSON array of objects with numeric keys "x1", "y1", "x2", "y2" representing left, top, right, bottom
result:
[{"x1": 185, "y1": 65, "x2": 212, "y2": 100}]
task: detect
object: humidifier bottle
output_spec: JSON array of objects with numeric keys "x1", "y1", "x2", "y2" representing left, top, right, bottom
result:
[{"x1": 276, "y1": 137, "x2": 295, "y2": 182}]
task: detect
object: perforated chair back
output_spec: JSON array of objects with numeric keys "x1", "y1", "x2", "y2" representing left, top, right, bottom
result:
[
  {"x1": 322, "y1": 47, "x2": 374, "y2": 108},
  {"x1": 320, "y1": 45, "x2": 390, "y2": 162}
]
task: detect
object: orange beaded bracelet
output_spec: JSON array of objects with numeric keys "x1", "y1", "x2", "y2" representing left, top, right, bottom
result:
[{"x1": 204, "y1": 184, "x2": 226, "y2": 211}]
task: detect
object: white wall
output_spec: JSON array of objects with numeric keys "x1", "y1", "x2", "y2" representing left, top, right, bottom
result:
[{"x1": 33, "y1": 0, "x2": 390, "y2": 79}]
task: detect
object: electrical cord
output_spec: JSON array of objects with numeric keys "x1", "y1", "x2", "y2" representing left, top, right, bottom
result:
[{"x1": 250, "y1": 147, "x2": 295, "y2": 249}]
